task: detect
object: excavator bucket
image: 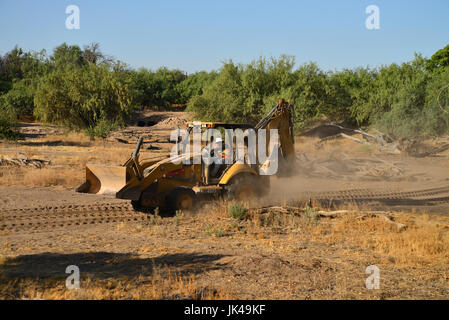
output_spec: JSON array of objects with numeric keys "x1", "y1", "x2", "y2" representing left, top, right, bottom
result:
[{"x1": 75, "y1": 164, "x2": 127, "y2": 196}]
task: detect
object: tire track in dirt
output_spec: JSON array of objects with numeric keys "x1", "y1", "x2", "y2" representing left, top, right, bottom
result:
[
  {"x1": 303, "y1": 185, "x2": 449, "y2": 212},
  {"x1": 310, "y1": 185, "x2": 449, "y2": 201},
  {"x1": 3, "y1": 185, "x2": 449, "y2": 233},
  {"x1": 1, "y1": 203, "x2": 133, "y2": 220},
  {"x1": 1, "y1": 214, "x2": 148, "y2": 233},
  {"x1": 0, "y1": 203, "x2": 149, "y2": 233}
]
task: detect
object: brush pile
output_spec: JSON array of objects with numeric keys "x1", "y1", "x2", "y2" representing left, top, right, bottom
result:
[
  {"x1": 308, "y1": 124, "x2": 449, "y2": 157},
  {"x1": 0, "y1": 154, "x2": 50, "y2": 168}
]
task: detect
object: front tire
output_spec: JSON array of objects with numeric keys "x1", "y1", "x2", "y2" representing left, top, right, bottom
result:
[
  {"x1": 131, "y1": 200, "x2": 155, "y2": 214},
  {"x1": 166, "y1": 187, "x2": 196, "y2": 215}
]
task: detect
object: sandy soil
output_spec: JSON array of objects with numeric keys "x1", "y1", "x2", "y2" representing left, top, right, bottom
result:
[{"x1": 1, "y1": 112, "x2": 449, "y2": 299}]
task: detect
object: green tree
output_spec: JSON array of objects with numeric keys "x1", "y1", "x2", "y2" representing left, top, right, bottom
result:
[
  {"x1": 0, "y1": 105, "x2": 21, "y2": 140},
  {"x1": 50, "y1": 43, "x2": 85, "y2": 68},
  {"x1": 0, "y1": 46, "x2": 25, "y2": 89},
  {"x1": 176, "y1": 71, "x2": 217, "y2": 104},
  {"x1": 187, "y1": 56, "x2": 297, "y2": 125},
  {"x1": 421, "y1": 66, "x2": 449, "y2": 136},
  {"x1": 374, "y1": 55, "x2": 435, "y2": 137},
  {"x1": 187, "y1": 61, "x2": 249, "y2": 123},
  {"x1": 131, "y1": 67, "x2": 187, "y2": 108},
  {"x1": 0, "y1": 48, "x2": 49, "y2": 117},
  {"x1": 0, "y1": 80, "x2": 34, "y2": 117},
  {"x1": 82, "y1": 42, "x2": 113, "y2": 66},
  {"x1": 34, "y1": 63, "x2": 135, "y2": 138},
  {"x1": 427, "y1": 44, "x2": 449, "y2": 72}
]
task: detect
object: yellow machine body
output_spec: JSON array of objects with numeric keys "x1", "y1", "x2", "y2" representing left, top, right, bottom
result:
[{"x1": 76, "y1": 99, "x2": 295, "y2": 212}]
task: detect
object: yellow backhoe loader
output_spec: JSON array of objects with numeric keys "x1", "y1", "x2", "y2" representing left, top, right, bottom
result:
[{"x1": 76, "y1": 99, "x2": 296, "y2": 214}]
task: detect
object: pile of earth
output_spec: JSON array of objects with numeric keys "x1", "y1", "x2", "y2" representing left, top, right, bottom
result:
[{"x1": 152, "y1": 116, "x2": 187, "y2": 129}]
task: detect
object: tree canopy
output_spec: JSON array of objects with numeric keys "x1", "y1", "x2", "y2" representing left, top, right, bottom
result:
[{"x1": 1, "y1": 42, "x2": 449, "y2": 140}]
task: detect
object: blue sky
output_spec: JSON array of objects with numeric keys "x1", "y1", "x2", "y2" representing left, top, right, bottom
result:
[{"x1": 0, "y1": 0, "x2": 448, "y2": 73}]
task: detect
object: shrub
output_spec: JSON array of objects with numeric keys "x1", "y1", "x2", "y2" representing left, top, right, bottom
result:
[
  {"x1": 131, "y1": 67, "x2": 187, "y2": 108},
  {"x1": 187, "y1": 56, "x2": 297, "y2": 125},
  {"x1": 427, "y1": 44, "x2": 449, "y2": 72},
  {"x1": 374, "y1": 58, "x2": 449, "y2": 137},
  {"x1": 187, "y1": 58, "x2": 356, "y2": 130},
  {"x1": 2, "y1": 42, "x2": 449, "y2": 140},
  {"x1": 185, "y1": 47, "x2": 449, "y2": 138},
  {"x1": 176, "y1": 71, "x2": 217, "y2": 104},
  {"x1": 303, "y1": 206, "x2": 319, "y2": 226},
  {"x1": 34, "y1": 63, "x2": 135, "y2": 138},
  {"x1": 0, "y1": 107, "x2": 21, "y2": 140},
  {"x1": 0, "y1": 80, "x2": 35, "y2": 117},
  {"x1": 85, "y1": 119, "x2": 120, "y2": 140},
  {"x1": 229, "y1": 202, "x2": 247, "y2": 220}
]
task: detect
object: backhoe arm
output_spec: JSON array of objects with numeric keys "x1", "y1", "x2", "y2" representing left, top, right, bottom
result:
[{"x1": 255, "y1": 99, "x2": 296, "y2": 176}]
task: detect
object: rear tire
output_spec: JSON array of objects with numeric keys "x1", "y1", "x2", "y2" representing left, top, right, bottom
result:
[{"x1": 227, "y1": 174, "x2": 264, "y2": 202}]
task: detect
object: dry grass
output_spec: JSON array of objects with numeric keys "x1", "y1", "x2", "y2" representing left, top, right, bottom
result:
[
  {"x1": 0, "y1": 167, "x2": 83, "y2": 188},
  {"x1": 0, "y1": 131, "x2": 197, "y2": 186},
  {"x1": 127, "y1": 200, "x2": 449, "y2": 269},
  {"x1": 1, "y1": 202, "x2": 448, "y2": 299},
  {"x1": 270, "y1": 208, "x2": 448, "y2": 266},
  {"x1": 1, "y1": 130, "x2": 449, "y2": 299},
  {"x1": 0, "y1": 131, "x2": 167, "y2": 188},
  {"x1": 0, "y1": 264, "x2": 232, "y2": 300},
  {"x1": 312, "y1": 211, "x2": 449, "y2": 266},
  {"x1": 215, "y1": 202, "x2": 446, "y2": 297},
  {"x1": 170, "y1": 201, "x2": 449, "y2": 298}
]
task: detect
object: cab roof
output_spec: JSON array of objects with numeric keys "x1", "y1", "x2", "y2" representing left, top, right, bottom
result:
[{"x1": 185, "y1": 121, "x2": 253, "y2": 129}]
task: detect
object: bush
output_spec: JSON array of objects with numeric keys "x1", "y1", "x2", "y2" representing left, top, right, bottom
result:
[
  {"x1": 186, "y1": 49, "x2": 449, "y2": 138},
  {"x1": 423, "y1": 67, "x2": 449, "y2": 135},
  {"x1": 427, "y1": 44, "x2": 449, "y2": 72},
  {"x1": 0, "y1": 107, "x2": 21, "y2": 140},
  {"x1": 131, "y1": 67, "x2": 186, "y2": 108},
  {"x1": 186, "y1": 57, "x2": 360, "y2": 130},
  {"x1": 303, "y1": 206, "x2": 319, "y2": 226},
  {"x1": 0, "y1": 80, "x2": 35, "y2": 117},
  {"x1": 187, "y1": 56, "x2": 297, "y2": 125},
  {"x1": 176, "y1": 71, "x2": 217, "y2": 103},
  {"x1": 34, "y1": 63, "x2": 135, "y2": 138},
  {"x1": 2, "y1": 42, "x2": 449, "y2": 140},
  {"x1": 374, "y1": 57, "x2": 449, "y2": 137},
  {"x1": 85, "y1": 119, "x2": 120, "y2": 140},
  {"x1": 229, "y1": 202, "x2": 247, "y2": 220}
]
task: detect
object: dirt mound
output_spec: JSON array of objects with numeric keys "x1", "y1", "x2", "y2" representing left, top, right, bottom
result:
[
  {"x1": 107, "y1": 111, "x2": 189, "y2": 144},
  {"x1": 152, "y1": 116, "x2": 186, "y2": 129},
  {"x1": 131, "y1": 111, "x2": 188, "y2": 129}
]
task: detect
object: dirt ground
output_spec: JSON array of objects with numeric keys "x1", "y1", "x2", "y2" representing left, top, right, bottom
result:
[{"x1": 1, "y1": 111, "x2": 449, "y2": 300}]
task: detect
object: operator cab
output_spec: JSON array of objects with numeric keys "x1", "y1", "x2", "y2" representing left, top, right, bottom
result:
[{"x1": 185, "y1": 121, "x2": 255, "y2": 185}]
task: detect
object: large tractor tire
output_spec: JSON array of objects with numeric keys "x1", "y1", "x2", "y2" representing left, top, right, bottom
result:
[
  {"x1": 131, "y1": 183, "x2": 158, "y2": 214},
  {"x1": 227, "y1": 174, "x2": 265, "y2": 202},
  {"x1": 165, "y1": 187, "x2": 197, "y2": 215}
]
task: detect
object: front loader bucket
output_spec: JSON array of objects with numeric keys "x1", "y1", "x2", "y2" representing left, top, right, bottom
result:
[{"x1": 75, "y1": 164, "x2": 127, "y2": 196}]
